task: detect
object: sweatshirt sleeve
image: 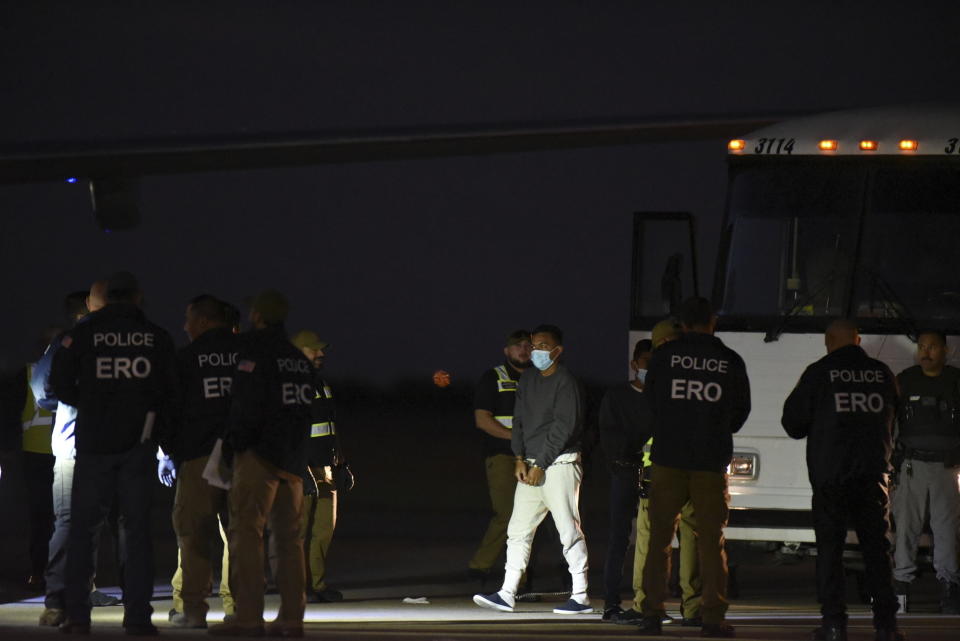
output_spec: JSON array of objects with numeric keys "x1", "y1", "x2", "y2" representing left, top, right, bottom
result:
[
  {"x1": 511, "y1": 376, "x2": 524, "y2": 457},
  {"x1": 535, "y1": 374, "x2": 581, "y2": 468},
  {"x1": 782, "y1": 365, "x2": 817, "y2": 439},
  {"x1": 49, "y1": 332, "x2": 81, "y2": 410},
  {"x1": 598, "y1": 389, "x2": 626, "y2": 463}
]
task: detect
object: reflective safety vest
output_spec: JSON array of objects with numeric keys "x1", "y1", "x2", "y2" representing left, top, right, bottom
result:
[
  {"x1": 22, "y1": 364, "x2": 53, "y2": 454},
  {"x1": 310, "y1": 382, "x2": 336, "y2": 438},
  {"x1": 494, "y1": 365, "x2": 518, "y2": 429}
]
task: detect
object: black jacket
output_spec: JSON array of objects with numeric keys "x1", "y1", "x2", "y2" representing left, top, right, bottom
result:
[
  {"x1": 598, "y1": 383, "x2": 652, "y2": 468},
  {"x1": 646, "y1": 332, "x2": 751, "y2": 473},
  {"x1": 782, "y1": 344, "x2": 898, "y2": 487},
  {"x1": 49, "y1": 303, "x2": 178, "y2": 456},
  {"x1": 173, "y1": 327, "x2": 240, "y2": 464},
  {"x1": 225, "y1": 326, "x2": 313, "y2": 476}
]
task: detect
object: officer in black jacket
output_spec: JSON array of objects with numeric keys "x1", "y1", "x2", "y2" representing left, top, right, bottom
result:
[
  {"x1": 209, "y1": 290, "x2": 314, "y2": 638},
  {"x1": 50, "y1": 271, "x2": 177, "y2": 636},
  {"x1": 168, "y1": 294, "x2": 240, "y2": 628},
  {"x1": 782, "y1": 319, "x2": 902, "y2": 641},
  {"x1": 637, "y1": 297, "x2": 750, "y2": 638},
  {"x1": 291, "y1": 329, "x2": 344, "y2": 604}
]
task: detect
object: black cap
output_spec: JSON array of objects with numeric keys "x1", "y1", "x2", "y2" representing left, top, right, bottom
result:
[{"x1": 106, "y1": 271, "x2": 140, "y2": 300}]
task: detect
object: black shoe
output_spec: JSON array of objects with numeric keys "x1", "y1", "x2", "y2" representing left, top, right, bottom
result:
[
  {"x1": 602, "y1": 605, "x2": 624, "y2": 621},
  {"x1": 59, "y1": 620, "x2": 91, "y2": 635},
  {"x1": 90, "y1": 589, "x2": 121, "y2": 607},
  {"x1": 702, "y1": 622, "x2": 736, "y2": 638},
  {"x1": 812, "y1": 624, "x2": 847, "y2": 641},
  {"x1": 124, "y1": 623, "x2": 159, "y2": 636},
  {"x1": 874, "y1": 629, "x2": 904, "y2": 641},
  {"x1": 635, "y1": 616, "x2": 663, "y2": 635},
  {"x1": 611, "y1": 608, "x2": 644, "y2": 625},
  {"x1": 307, "y1": 587, "x2": 343, "y2": 603},
  {"x1": 939, "y1": 580, "x2": 960, "y2": 615},
  {"x1": 681, "y1": 616, "x2": 703, "y2": 627}
]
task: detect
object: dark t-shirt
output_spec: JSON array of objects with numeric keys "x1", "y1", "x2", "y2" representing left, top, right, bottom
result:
[
  {"x1": 473, "y1": 362, "x2": 524, "y2": 458},
  {"x1": 599, "y1": 383, "x2": 653, "y2": 468}
]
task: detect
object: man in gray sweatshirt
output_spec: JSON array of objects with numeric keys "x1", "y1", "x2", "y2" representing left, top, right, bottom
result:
[{"x1": 473, "y1": 324, "x2": 591, "y2": 615}]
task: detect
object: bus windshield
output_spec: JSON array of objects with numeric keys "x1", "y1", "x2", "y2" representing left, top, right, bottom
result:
[
  {"x1": 855, "y1": 166, "x2": 960, "y2": 323},
  {"x1": 720, "y1": 164, "x2": 863, "y2": 319},
  {"x1": 720, "y1": 161, "x2": 960, "y2": 329}
]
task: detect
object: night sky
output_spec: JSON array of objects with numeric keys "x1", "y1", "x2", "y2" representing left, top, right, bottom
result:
[{"x1": 3, "y1": 2, "x2": 960, "y2": 385}]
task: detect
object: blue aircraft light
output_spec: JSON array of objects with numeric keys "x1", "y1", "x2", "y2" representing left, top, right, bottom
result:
[{"x1": 65, "y1": 177, "x2": 78, "y2": 184}]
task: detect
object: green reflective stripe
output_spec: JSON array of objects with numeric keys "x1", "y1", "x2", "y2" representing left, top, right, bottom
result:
[
  {"x1": 495, "y1": 416, "x2": 513, "y2": 429},
  {"x1": 494, "y1": 365, "x2": 518, "y2": 392},
  {"x1": 642, "y1": 437, "x2": 653, "y2": 467},
  {"x1": 310, "y1": 422, "x2": 335, "y2": 437},
  {"x1": 494, "y1": 365, "x2": 510, "y2": 381}
]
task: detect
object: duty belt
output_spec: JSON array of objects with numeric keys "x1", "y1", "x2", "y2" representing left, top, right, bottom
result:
[{"x1": 904, "y1": 447, "x2": 948, "y2": 463}]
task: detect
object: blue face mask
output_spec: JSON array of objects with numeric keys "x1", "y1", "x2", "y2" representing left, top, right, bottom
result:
[
  {"x1": 635, "y1": 368, "x2": 647, "y2": 384},
  {"x1": 531, "y1": 348, "x2": 556, "y2": 371}
]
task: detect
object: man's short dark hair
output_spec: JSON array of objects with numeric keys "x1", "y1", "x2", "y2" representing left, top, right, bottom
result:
[
  {"x1": 679, "y1": 297, "x2": 714, "y2": 328},
  {"x1": 106, "y1": 271, "x2": 140, "y2": 303},
  {"x1": 506, "y1": 329, "x2": 531, "y2": 346},
  {"x1": 189, "y1": 294, "x2": 228, "y2": 325},
  {"x1": 633, "y1": 339, "x2": 653, "y2": 360},
  {"x1": 918, "y1": 329, "x2": 948, "y2": 346},
  {"x1": 63, "y1": 291, "x2": 89, "y2": 322},
  {"x1": 531, "y1": 324, "x2": 563, "y2": 345}
]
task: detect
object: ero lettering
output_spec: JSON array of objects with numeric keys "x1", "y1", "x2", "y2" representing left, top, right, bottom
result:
[
  {"x1": 96, "y1": 356, "x2": 152, "y2": 379},
  {"x1": 202, "y1": 376, "x2": 233, "y2": 399},
  {"x1": 834, "y1": 392, "x2": 884, "y2": 413},
  {"x1": 671, "y1": 378, "x2": 723, "y2": 402},
  {"x1": 281, "y1": 382, "x2": 313, "y2": 406}
]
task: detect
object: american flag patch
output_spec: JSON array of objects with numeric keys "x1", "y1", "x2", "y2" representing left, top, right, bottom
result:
[
  {"x1": 61, "y1": 335, "x2": 73, "y2": 348},
  {"x1": 237, "y1": 359, "x2": 256, "y2": 373}
]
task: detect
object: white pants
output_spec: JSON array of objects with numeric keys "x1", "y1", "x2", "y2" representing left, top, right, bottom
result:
[{"x1": 502, "y1": 455, "x2": 588, "y2": 599}]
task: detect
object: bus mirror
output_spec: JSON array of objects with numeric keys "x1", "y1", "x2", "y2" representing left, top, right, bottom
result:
[{"x1": 661, "y1": 253, "x2": 683, "y2": 315}]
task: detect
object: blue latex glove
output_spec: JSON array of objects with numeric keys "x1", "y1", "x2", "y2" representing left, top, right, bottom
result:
[{"x1": 158, "y1": 455, "x2": 176, "y2": 487}]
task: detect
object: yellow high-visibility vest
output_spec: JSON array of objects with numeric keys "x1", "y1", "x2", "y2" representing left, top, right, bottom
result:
[{"x1": 21, "y1": 364, "x2": 53, "y2": 455}]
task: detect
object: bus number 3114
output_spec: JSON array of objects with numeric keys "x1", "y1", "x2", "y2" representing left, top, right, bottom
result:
[{"x1": 754, "y1": 138, "x2": 795, "y2": 155}]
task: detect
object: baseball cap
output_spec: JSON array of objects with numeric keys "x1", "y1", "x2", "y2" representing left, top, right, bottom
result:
[
  {"x1": 291, "y1": 330, "x2": 329, "y2": 351},
  {"x1": 106, "y1": 271, "x2": 139, "y2": 296},
  {"x1": 651, "y1": 318, "x2": 681, "y2": 348},
  {"x1": 250, "y1": 289, "x2": 289, "y2": 325}
]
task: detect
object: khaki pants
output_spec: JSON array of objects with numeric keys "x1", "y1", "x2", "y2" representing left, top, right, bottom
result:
[
  {"x1": 633, "y1": 496, "x2": 701, "y2": 616},
  {"x1": 300, "y1": 466, "x2": 337, "y2": 591},
  {"x1": 641, "y1": 464, "x2": 729, "y2": 625},
  {"x1": 469, "y1": 454, "x2": 518, "y2": 571},
  {"x1": 228, "y1": 451, "x2": 305, "y2": 627},
  {"x1": 171, "y1": 456, "x2": 233, "y2": 619}
]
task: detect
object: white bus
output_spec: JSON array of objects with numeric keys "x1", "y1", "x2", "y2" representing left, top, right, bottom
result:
[{"x1": 630, "y1": 104, "x2": 960, "y2": 551}]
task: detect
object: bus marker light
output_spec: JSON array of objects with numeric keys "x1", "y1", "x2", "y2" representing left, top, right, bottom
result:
[
  {"x1": 728, "y1": 139, "x2": 746, "y2": 152},
  {"x1": 859, "y1": 140, "x2": 878, "y2": 151},
  {"x1": 898, "y1": 139, "x2": 918, "y2": 151},
  {"x1": 818, "y1": 140, "x2": 838, "y2": 151}
]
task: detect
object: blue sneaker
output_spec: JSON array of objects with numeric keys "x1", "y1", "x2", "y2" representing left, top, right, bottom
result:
[
  {"x1": 473, "y1": 592, "x2": 515, "y2": 612},
  {"x1": 553, "y1": 599, "x2": 593, "y2": 614}
]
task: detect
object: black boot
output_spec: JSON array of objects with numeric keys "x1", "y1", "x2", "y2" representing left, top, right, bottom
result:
[{"x1": 939, "y1": 579, "x2": 960, "y2": 615}]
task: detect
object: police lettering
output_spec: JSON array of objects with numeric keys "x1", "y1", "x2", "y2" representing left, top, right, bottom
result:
[
  {"x1": 202, "y1": 376, "x2": 233, "y2": 399},
  {"x1": 93, "y1": 332, "x2": 154, "y2": 347},
  {"x1": 828, "y1": 369, "x2": 885, "y2": 383},
  {"x1": 198, "y1": 352, "x2": 238, "y2": 368},
  {"x1": 96, "y1": 356, "x2": 152, "y2": 379},
  {"x1": 834, "y1": 392, "x2": 884, "y2": 413},
  {"x1": 277, "y1": 358, "x2": 311, "y2": 374},
  {"x1": 281, "y1": 382, "x2": 313, "y2": 405},
  {"x1": 670, "y1": 355, "x2": 729, "y2": 373},
  {"x1": 671, "y1": 379, "x2": 723, "y2": 402}
]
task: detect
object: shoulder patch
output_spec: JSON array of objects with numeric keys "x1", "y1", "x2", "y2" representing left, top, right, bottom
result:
[
  {"x1": 237, "y1": 359, "x2": 256, "y2": 373},
  {"x1": 61, "y1": 335, "x2": 73, "y2": 348}
]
